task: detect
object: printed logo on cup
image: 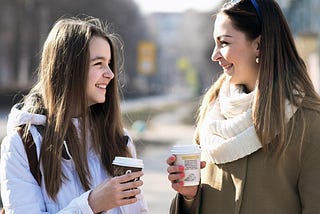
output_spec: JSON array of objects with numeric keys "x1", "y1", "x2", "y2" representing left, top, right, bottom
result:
[
  {"x1": 112, "y1": 156, "x2": 144, "y2": 178},
  {"x1": 171, "y1": 144, "x2": 201, "y2": 186}
]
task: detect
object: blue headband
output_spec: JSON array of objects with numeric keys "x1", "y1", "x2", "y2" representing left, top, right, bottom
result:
[
  {"x1": 250, "y1": 0, "x2": 262, "y2": 20},
  {"x1": 230, "y1": 0, "x2": 262, "y2": 21}
]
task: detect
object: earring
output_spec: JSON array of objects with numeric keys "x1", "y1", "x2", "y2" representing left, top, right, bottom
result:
[{"x1": 255, "y1": 57, "x2": 259, "y2": 64}]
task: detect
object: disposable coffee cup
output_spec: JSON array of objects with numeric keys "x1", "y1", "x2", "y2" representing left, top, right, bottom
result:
[
  {"x1": 112, "y1": 156, "x2": 144, "y2": 199},
  {"x1": 171, "y1": 144, "x2": 201, "y2": 186},
  {"x1": 112, "y1": 156, "x2": 144, "y2": 177}
]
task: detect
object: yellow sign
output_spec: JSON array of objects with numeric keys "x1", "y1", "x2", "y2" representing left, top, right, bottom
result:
[{"x1": 137, "y1": 41, "x2": 156, "y2": 75}]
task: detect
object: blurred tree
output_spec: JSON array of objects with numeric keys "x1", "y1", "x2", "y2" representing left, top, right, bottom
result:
[
  {"x1": 0, "y1": 0, "x2": 147, "y2": 97},
  {"x1": 176, "y1": 11, "x2": 221, "y2": 94}
]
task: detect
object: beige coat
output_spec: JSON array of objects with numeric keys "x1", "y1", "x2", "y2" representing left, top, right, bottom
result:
[{"x1": 170, "y1": 108, "x2": 320, "y2": 214}]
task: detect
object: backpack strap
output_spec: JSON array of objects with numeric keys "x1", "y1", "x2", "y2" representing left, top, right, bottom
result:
[
  {"x1": 16, "y1": 125, "x2": 42, "y2": 186},
  {"x1": 123, "y1": 135, "x2": 129, "y2": 145}
]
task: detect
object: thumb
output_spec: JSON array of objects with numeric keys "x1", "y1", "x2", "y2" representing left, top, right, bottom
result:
[{"x1": 200, "y1": 161, "x2": 206, "y2": 169}]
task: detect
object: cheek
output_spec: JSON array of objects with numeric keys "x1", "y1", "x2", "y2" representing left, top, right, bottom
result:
[
  {"x1": 220, "y1": 48, "x2": 232, "y2": 61},
  {"x1": 87, "y1": 72, "x2": 98, "y2": 91},
  {"x1": 88, "y1": 70, "x2": 100, "y2": 82}
]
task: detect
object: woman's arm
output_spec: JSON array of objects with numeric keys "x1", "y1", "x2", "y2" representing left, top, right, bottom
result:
[
  {"x1": 1, "y1": 133, "x2": 48, "y2": 213},
  {"x1": 298, "y1": 111, "x2": 320, "y2": 214}
]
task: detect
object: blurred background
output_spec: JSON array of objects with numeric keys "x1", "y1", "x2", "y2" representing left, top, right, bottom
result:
[{"x1": 0, "y1": 0, "x2": 319, "y2": 213}]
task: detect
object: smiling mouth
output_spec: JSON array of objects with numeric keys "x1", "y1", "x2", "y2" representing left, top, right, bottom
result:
[
  {"x1": 223, "y1": 64, "x2": 233, "y2": 71},
  {"x1": 95, "y1": 83, "x2": 107, "y2": 89}
]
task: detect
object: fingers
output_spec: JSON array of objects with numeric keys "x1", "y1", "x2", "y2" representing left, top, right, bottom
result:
[
  {"x1": 117, "y1": 193, "x2": 139, "y2": 206},
  {"x1": 113, "y1": 173, "x2": 143, "y2": 193},
  {"x1": 116, "y1": 180, "x2": 142, "y2": 206},
  {"x1": 167, "y1": 164, "x2": 184, "y2": 185},
  {"x1": 171, "y1": 181, "x2": 184, "y2": 190},
  {"x1": 89, "y1": 174, "x2": 143, "y2": 212},
  {"x1": 200, "y1": 161, "x2": 206, "y2": 169},
  {"x1": 117, "y1": 171, "x2": 143, "y2": 183},
  {"x1": 168, "y1": 171, "x2": 184, "y2": 183},
  {"x1": 167, "y1": 165, "x2": 184, "y2": 174},
  {"x1": 121, "y1": 187, "x2": 141, "y2": 199},
  {"x1": 108, "y1": 188, "x2": 140, "y2": 207},
  {"x1": 166, "y1": 155, "x2": 176, "y2": 165},
  {"x1": 109, "y1": 178, "x2": 143, "y2": 204},
  {"x1": 167, "y1": 156, "x2": 205, "y2": 185},
  {"x1": 120, "y1": 179, "x2": 143, "y2": 191},
  {"x1": 167, "y1": 155, "x2": 184, "y2": 184}
]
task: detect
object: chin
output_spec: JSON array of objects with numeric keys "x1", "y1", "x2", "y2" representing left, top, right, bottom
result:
[
  {"x1": 89, "y1": 100, "x2": 105, "y2": 106},
  {"x1": 97, "y1": 99, "x2": 106, "y2": 104}
]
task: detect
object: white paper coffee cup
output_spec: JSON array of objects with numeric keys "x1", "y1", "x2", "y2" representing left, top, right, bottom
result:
[
  {"x1": 112, "y1": 156, "x2": 144, "y2": 176},
  {"x1": 171, "y1": 144, "x2": 201, "y2": 186}
]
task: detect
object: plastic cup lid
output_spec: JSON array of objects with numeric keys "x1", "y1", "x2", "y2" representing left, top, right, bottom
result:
[
  {"x1": 171, "y1": 144, "x2": 201, "y2": 155},
  {"x1": 112, "y1": 156, "x2": 144, "y2": 168}
]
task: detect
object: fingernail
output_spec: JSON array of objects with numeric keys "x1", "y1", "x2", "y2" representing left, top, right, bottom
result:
[
  {"x1": 179, "y1": 181, "x2": 184, "y2": 186},
  {"x1": 170, "y1": 156, "x2": 175, "y2": 161},
  {"x1": 179, "y1": 166, "x2": 184, "y2": 171},
  {"x1": 180, "y1": 173, "x2": 185, "y2": 178}
]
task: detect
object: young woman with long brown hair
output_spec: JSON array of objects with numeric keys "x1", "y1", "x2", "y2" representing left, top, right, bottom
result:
[
  {"x1": 1, "y1": 16, "x2": 148, "y2": 213},
  {"x1": 167, "y1": 0, "x2": 320, "y2": 213}
]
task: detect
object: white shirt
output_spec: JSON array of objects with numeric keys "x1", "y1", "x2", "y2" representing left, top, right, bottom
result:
[{"x1": 0, "y1": 105, "x2": 148, "y2": 213}]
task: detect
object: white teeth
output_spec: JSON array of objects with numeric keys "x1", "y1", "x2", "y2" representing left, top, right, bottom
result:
[
  {"x1": 95, "y1": 84, "x2": 107, "y2": 89},
  {"x1": 223, "y1": 64, "x2": 233, "y2": 70}
]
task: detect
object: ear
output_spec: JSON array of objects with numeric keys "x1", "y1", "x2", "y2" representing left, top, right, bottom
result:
[{"x1": 253, "y1": 35, "x2": 261, "y2": 56}]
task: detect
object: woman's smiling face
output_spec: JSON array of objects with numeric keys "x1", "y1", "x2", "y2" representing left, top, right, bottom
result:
[
  {"x1": 211, "y1": 14, "x2": 260, "y2": 92},
  {"x1": 87, "y1": 36, "x2": 114, "y2": 106}
]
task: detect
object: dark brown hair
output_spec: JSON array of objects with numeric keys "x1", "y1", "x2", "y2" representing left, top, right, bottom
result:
[
  {"x1": 22, "y1": 16, "x2": 130, "y2": 200},
  {"x1": 195, "y1": 0, "x2": 320, "y2": 156}
]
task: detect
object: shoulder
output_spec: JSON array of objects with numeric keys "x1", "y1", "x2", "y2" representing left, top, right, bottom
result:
[
  {"x1": 302, "y1": 108, "x2": 320, "y2": 132},
  {"x1": 1, "y1": 131, "x2": 30, "y2": 175},
  {"x1": 291, "y1": 107, "x2": 320, "y2": 129},
  {"x1": 1, "y1": 131, "x2": 24, "y2": 155},
  {"x1": 1, "y1": 125, "x2": 42, "y2": 159},
  {"x1": 6, "y1": 104, "x2": 46, "y2": 135},
  {"x1": 296, "y1": 108, "x2": 320, "y2": 159}
]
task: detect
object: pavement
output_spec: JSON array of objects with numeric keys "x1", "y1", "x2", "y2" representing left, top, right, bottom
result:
[
  {"x1": 128, "y1": 95, "x2": 197, "y2": 214},
  {"x1": 0, "y1": 93, "x2": 199, "y2": 213}
]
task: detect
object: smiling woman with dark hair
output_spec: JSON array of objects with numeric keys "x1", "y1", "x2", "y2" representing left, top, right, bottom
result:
[
  {"x1": 0, "y1": 16, "x2": 148, "y2": 213},
  {"x1": 167, "y1": 0, "x2": 320, "y2": 213}
]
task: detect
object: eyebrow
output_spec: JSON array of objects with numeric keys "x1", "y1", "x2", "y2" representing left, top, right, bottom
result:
[
  {"x1": 90, "y1": 56, "x2": 107, "y2": 62},
  {"x1": 216, "y1": 35, "x2": 232, "y2": 40}
]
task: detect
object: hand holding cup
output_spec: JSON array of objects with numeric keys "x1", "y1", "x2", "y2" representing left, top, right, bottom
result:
[
  {"x1": 167, "y1": 144, "x2": 206, "y2": 199},
  {"x1": 88, "y1": 157, "x2": 144, "y2": 213}
]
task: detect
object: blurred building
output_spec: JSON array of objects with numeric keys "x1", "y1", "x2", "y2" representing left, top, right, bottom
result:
[
  {"x1": 0, "y1": 0, "x2": 149, "y2": 100},
  {"x1": 143, "y1": 10, "x2": 220, "y2": 96},
  {"x1": 279, "y1": 0, "x2": 320, "y2": 92}
]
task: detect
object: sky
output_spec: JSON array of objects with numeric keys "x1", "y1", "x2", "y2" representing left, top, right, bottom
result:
[{"x1": 133, "y1": 0, "x2": 223, "y2": 14}]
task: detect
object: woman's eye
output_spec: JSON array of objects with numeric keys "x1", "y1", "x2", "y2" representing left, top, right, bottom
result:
[
  {"x1": 220, "y1": 41, "x2": 229, "y2": 47},
  {"x1": 93, "y1": 62, "x2": 103, "y2": 66}
]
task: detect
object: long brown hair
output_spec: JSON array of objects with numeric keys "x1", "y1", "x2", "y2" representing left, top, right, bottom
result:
[
  {"x1": 195, "y1": 0, "x2": 320, "y2": 156},
  {"x1": 22, "y1": 17, "x2": 130, "y2": 200}
]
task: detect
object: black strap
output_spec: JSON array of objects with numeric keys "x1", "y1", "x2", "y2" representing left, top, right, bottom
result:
[
  {"x1": 123, "y1": 135, "x2": 129, "y2": 145},
  {"x1": 16, "y1": 126, "x2": 42, "y2": 186}
]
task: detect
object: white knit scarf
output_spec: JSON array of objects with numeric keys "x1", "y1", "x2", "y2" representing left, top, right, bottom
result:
[{"x1": 199, "y1": 79, "x2": 297, "y2": 164}]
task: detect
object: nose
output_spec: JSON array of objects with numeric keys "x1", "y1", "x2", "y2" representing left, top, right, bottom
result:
[
  {"x1": 211, "y1": 46, "x2": 221, "y2": 62},
  {"x1": 103, "y1": 66, "x2": 114, "y2": 79}
]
